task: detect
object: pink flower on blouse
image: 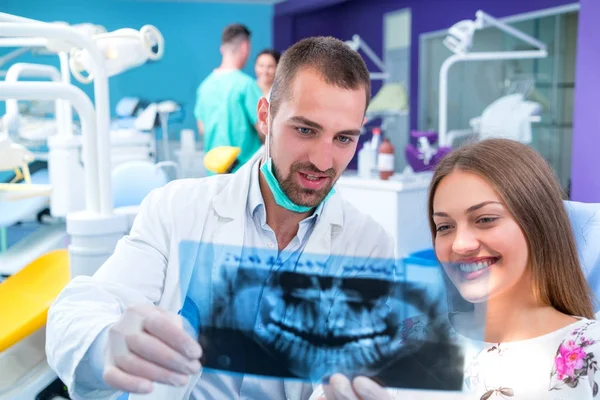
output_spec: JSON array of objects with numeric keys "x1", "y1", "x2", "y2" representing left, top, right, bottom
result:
[{"x1": 555, "y1": 340, "x2": 587, "y2": 379}]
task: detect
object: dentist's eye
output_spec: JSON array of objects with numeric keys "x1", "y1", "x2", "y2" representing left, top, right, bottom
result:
[{"x1": 296, "y1": 127, "x2": 313, "y2": 135}]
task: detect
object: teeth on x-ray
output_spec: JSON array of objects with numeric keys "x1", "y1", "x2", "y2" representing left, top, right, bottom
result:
[
  {"x1": 198, "y1": 262, "x2": 463, "y2": 390},
  {"x1": 243, "y1": 269, "x2": 423, "y2": 379}
]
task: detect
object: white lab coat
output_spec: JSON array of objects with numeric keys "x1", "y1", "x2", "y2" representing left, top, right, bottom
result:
[{"x1": 46, "y1": 151, "x2": 396, "y2": 400}]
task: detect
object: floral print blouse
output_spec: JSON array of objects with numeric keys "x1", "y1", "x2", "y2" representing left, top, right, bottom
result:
[
  {"x1": 309, "y1": 316, "x2": 600, "y2": 400},
  {"x1": 406, "y1": 315, "x2": 600, "y2": 399}
]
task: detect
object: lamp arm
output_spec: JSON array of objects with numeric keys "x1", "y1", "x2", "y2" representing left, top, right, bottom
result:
[
  {"x1": 352, "y1": 34, "x2": 387, "y2": 73},
  {"x1": 475, "y1": 10, "x2": 547, "y2": 51},
  {"x1": 4, "y1": 63, "x2": 63, "y2": 139}
]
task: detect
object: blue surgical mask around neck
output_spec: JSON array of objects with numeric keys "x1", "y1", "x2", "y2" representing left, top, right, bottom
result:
[{"x1": 259, "y1": 108, "x2": 335, "y2": 213}]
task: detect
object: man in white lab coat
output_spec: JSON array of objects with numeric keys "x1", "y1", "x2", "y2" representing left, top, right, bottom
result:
[{"x1": 46, "y1": 36, "x2": 396, "y2": 400}]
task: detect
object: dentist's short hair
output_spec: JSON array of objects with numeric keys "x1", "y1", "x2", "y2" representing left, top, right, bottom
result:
[{"x1": 269, "y1": 36, "x2": 371, "y2": 117}]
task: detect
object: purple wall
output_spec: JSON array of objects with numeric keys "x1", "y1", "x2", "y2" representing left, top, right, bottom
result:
[
  {"x1": 274, "y1": 0, "x2": 576, "y2": 130},
  {"x1": 570, "y1": 0, "x2": 600, "y2": 202},
  {"x1": 275, "y1": 0, "x2": 348, "y2": 16}
]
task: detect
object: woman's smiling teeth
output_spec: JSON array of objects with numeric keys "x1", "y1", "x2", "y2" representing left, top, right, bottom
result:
[{"x1": 458, "y1": 258, "x2": 498, "y2": 273}]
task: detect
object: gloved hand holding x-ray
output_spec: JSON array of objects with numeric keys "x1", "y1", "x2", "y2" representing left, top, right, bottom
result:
[
  {"x1": 319, "y1": 374, "x2": 395, "y2": 400},
  {"x1": 178, "y1": 241, "x2": 466, "y2": 393},
  {"x1": 103, "y1": 304, "x2": 202, "y2": 394}
]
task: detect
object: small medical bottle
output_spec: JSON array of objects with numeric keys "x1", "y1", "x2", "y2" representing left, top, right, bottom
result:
[
  {"x1": 371, "y1": 127, "x2": 381, "y2": 150},
  {"x1": 378, "y1": 138, "x2": 395, "y2": 180}
]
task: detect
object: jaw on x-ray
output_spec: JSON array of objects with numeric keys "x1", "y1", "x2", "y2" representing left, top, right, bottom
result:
[{"x1": 185, "y1": 244, "x2": 465, "y2": 391}]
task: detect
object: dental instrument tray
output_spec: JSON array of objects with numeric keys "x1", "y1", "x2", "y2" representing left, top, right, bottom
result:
[{"x1": 0, "y1": 183, "x2": 52, "y2": 201}]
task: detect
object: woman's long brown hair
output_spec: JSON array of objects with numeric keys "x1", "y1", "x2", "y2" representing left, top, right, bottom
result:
[{"x1": 427, "y1": 138, "x2": 594, "y2": 319}]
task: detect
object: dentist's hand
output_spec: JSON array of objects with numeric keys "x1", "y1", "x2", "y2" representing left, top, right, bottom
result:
[
  {"x1": 319, "y1": 374, "x2": 394, "y2": 400},
  {"x1": 103, "y1": 304, "x2": 203, "y2": 394}
]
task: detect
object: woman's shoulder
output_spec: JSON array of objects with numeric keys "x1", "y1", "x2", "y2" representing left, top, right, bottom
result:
[
  {"x1": 549, "y1": 317, "x2": 600, "y2": 396},
  {"x1": 552, "y1": 318, "x2": 600, "y2": 367},
  {"x1": 554, "y1": 318, "x2": 600, "y2": 355},
  {"x1": 557, "y1": 317, "x2": 600, "y2": 344}
]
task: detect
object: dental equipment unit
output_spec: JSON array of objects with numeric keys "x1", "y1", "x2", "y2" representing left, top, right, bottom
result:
[
  {"x1": 405, "y1": 10, "x2": 549, "y2": 173},
  {"x1": 0, "y1": 12, "x2": 167, "y2": 399},
  {"x1": 438, "y1": 10, "x2": 548, "y2": 147}
]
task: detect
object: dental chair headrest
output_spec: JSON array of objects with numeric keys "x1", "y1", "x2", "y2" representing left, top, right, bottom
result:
[
  {"x1": 204, "y1": 146, "x2": 241, "y2": 175},
  {"x1": 565, "y1": 200, "x2": 600, "y2": 310}
]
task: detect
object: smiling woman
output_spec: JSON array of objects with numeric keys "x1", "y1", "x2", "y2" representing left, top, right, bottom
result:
[
  {"x1": 428, "y1": 138, "x2": 593, "y2": 319},
  {"x1": 314, "y1": 139, "x2": 600, "y2": 400},
  {"x1": 422, "y1": 138, "x2": 600, "y2": 399}
]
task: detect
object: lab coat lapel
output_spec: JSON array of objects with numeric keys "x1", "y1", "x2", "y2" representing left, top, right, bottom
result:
[
  {"x1": 209, "y1": 152, "x2": 260, "y2": 286},
  {"x1": 284, "y1": 380, "x2": 315, "y2": 400},
  {"x1": 303, "y1": 190, "x2": 344, "y2": 256},
  {"x1": 211, "y1": 151, "x2": 262, "y2": 246},
  {"x1": 284, "y1": 381, "x2": 302, "y2": 400}
]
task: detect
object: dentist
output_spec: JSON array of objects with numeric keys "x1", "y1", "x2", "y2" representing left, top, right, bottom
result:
[{"x1": 46, "y1": 36, "x2": 395, "y2": 400}]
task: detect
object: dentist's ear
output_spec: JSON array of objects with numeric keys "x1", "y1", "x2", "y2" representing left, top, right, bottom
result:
[{"x1": 257, "y1": 97, "x2": 270, "y2": 137}]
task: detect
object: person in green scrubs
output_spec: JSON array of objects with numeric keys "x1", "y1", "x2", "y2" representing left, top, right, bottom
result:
[{"x1": 194, "y1": 24, "x2": 263, "y2": 173}]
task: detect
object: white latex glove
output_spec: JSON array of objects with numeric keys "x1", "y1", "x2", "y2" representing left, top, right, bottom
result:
[
  {"x1": 318, "y1": 374, "x2": 395, "y2": 400},
  {"x1": 103, "y1": 304, "x2": 203, "y2": 394},
  {"x1": 313, "y1": 375, "x2": 472, "y2": 400}
]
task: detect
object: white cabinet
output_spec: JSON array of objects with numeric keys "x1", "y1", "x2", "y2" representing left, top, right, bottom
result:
[{"x1": 336, "y1": 172, "x2": 434, "y2": 258}]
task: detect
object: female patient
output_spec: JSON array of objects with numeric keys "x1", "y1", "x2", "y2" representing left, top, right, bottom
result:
[{"x1": 316, "y1": 138, "x2": 599, "y2": 400}]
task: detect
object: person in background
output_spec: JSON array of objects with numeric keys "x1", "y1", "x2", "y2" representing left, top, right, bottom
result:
[
  {"x1": 255, "y1": 49, "x2": 281, "y2": 97},
  {"x1": 194, "y1": 23, "x2": 263, "y2": 172}
]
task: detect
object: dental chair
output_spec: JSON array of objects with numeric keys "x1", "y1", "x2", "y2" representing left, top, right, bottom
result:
[
  {"x1": 0, "y1": 250, "x2": 70, "y2": 399},
  {"x1": 111, "y1": 160, "x2": 171, "y2": 231},
  {"x1": 112, "y1": 160, "x2": 170, "y2": 208},
  {"x1": 564, "y1": 200, "x2": 600, "y2": 314},
  {"x1": 445, "y1": 94, "x2": 542, "y2": 147},
  {"x1": 0, "y1": 160, "x2": 171, "y2": 399}
]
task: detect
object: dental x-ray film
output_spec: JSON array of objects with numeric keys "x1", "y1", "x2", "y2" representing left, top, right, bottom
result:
[{"x1": 178, "y1": 241, "x2": 466, "y2": 391}]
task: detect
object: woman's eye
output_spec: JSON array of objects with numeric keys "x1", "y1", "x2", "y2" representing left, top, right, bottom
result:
[
  {"x1": 477, "y1": 217, "x2": 498, "y2": 224},
  {"x1": 436, "y1": 225, "x2": 450, "y2": 233}
]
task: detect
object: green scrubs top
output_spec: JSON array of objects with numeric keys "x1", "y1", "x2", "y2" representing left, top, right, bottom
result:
[{"x1": 194, "y1": 69, "x2": 262, "y2": 172}]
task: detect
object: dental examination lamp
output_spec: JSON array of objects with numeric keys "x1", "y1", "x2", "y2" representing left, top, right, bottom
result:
[
  {"x1": 345, "y1": 34, "x2": 389, "y2": 81},
  {"x1": 0, "y1": 22, "x2": 106, "y2": 71},
  {"x1": 438, "y1": 10, "x2": 548, "y2": 147},
  {"x1": 0, "y1": 12, "x2": 165, "y2": 255},
  {"x1": 68, "y1": 25, "x2": 164, "y2": 84}
]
